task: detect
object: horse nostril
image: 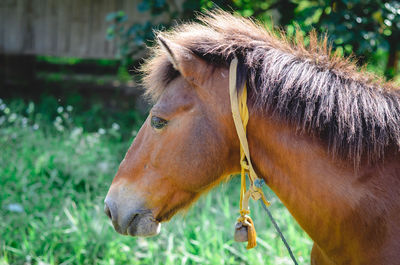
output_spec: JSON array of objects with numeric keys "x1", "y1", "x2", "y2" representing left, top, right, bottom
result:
[
  {"x1": 104, "y1": 198, "x2": 119, "y2": 225},
  {"x1": 104, "y1": 203, "x2": 112, "y2": 220}
]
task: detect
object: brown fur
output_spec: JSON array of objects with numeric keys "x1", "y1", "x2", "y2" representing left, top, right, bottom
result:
[
  {"x1": 142, "y1": 10, "x2": 400, "y2": 167},
  {"x1": 105, "y1": 10, "x2": 400, "y2": 265}
]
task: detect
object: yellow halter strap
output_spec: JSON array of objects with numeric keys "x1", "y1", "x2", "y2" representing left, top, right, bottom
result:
[{"x1": 229, "y1": 58, "x2": 270, "y2": 249}]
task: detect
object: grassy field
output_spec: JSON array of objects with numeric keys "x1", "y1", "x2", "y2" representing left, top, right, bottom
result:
[{"x1": 0, "y1": 97, "x2": 312, "y2": 265}]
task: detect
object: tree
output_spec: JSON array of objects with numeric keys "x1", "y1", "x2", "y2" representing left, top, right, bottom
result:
[
  {"x1": 107, "y1": 0, "x2": 400, "y2": 79},
  {"x1": 295, "y1": 0, "x2": 400, "y2": 79}
]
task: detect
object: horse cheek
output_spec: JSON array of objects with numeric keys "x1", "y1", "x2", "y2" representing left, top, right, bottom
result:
[{"x1": 181, "y1": 121, "x2": 224, "y2": 189}]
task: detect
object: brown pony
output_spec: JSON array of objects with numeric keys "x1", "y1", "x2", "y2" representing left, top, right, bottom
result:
[{"x1": 104, "y1": 11, "x2": 400, "y2": 265}]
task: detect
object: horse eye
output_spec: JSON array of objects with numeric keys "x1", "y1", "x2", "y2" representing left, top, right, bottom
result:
[{"x1": 150, "y1": 116, "x2": 168, "y2": 129}]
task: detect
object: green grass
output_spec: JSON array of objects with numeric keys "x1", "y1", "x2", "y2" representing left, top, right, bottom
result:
[{"x1": 0, "y1": 97, "x2": 312, "y2": 265}]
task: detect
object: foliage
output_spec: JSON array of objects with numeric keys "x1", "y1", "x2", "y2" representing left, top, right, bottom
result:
[
  {"x1": 295, "y1": 0, "x2": 400, "y2": 78},
  {"x1": 0, "y1": 97, "x2": 312, "y2": 264},
  {"x1": 105, "y1": 0, "x2": 227, "y2": 65},
  {"x1": 106, "y1": 0, "x2": 400, "y2": 79}
]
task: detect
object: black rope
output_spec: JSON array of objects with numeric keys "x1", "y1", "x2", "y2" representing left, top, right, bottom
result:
[{"x1": 260, "y1": 200, "x2": 299, "y2": 265}]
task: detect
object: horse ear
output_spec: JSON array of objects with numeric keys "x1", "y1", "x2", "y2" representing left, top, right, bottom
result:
[
  {"x1": 157, "y1": 35, "x2": 183, "y2": 71},
  {"x1": 157, "y1": 35, "x2": 207, "y2": 86}
]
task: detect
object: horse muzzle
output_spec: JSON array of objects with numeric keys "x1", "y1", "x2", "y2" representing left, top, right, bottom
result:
[{"x1": 104, "y1": 195, "x2": 161, "y2": 237}]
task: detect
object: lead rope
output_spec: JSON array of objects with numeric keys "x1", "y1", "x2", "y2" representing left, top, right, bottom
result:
[
  {"x1": 229, "y1": 58, "x2": 299, "y2": 265},
  {"x1": 260, "y1": 200, "x2": 299, "y2": 265}
]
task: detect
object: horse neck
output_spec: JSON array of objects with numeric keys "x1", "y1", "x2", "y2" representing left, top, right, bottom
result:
[
  {"x1": 246, "y1": 111, "x2": 400, "y2": 262},
  {"x1": 247, "y1": 114, "x2": 351, "y2": 235}
]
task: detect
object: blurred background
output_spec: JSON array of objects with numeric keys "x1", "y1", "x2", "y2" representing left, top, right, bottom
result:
[{"x1": 1, "y1": 1, "x2": 399, "y2": 265}]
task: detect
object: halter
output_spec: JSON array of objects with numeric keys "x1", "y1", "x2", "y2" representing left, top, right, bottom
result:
[
  {"x1": 229, "y1": 58, "x2": 270, "y2": 249},
  {"x1": 229, "y1": 58, "x2": 299, "y2": 265}
]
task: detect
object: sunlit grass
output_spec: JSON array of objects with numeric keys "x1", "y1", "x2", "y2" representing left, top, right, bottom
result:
[{"x1": 0, "y1": 98, "x2": 312, "y2": 265}]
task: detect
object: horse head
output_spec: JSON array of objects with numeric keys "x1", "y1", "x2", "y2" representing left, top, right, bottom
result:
[{"x1": 104, "y1": 36, "x2": 239, "y2": 236}]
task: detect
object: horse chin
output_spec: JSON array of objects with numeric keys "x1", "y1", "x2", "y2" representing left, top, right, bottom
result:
[{"x1": 126, "y1": 213, "x2": 161, "y2": 237}]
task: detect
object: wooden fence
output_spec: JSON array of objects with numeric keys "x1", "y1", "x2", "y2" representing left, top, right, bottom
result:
[{"x1": 0, "y1": 0, "x2": 154, "y2": 59}]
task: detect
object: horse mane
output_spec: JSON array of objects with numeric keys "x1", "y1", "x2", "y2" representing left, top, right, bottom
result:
[{"x1": 142, "y1": 10, "x2": 400, "y2": 166}]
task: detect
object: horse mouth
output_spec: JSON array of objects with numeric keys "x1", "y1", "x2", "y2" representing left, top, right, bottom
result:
[
  {"x1": 104, "y1": 195, "x2": 161, "y2": 237},
  {"x1": 125, "y1": 212, "x2": 161, "y2": 237}
]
